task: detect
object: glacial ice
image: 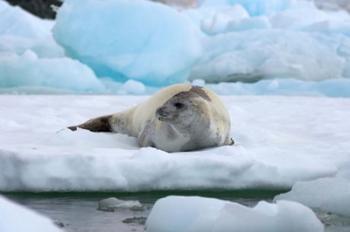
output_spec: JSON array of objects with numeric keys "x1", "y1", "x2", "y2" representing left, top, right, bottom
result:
[
  {"x1": 1, "y1": 0, "x2": 350, "y2": 93},
  {"x1": 0, "y1": 50, "x2": 105, "y2": 92},
  {"x1": 50, "y1": 0, "x2": 350, "y2": 87},
  {"x1": 53, "y1": 0, "x2": 202, "y2": 85},
  {"x1": 190, "y1": 0, "x2": 350, "y2": 83},
  {"x1": 0, "y1": 1, "x2": 63, "y2": 58},
  {"x1": 145, "y1": 196, "x2": 324, "y2": 232},
  {"x1": 0, "y1": 195, "x2": 62, "y2": 232},
  {"x1": 0, "y1": 1, "x2": 107, "y2": 93}
]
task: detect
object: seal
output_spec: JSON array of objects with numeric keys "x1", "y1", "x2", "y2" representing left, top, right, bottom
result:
[{"x1": 68, "y1": 83, "x2": 233, "y2": 152}]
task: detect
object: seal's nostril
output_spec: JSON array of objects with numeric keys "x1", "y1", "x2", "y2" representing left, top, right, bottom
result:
[{"x1": 156, "y1": 107, "x2": 169, "y2": 117}]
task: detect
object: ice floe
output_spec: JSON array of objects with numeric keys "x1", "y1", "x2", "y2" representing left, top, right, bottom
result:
[
  {"x1": 275, "y1": 176, "x2": 350, "y2": 217},
  {"x1": 145, "y1": 196, "x2": 324, "y2": 232},
  {"x1": 0, "y1": 195, "x2": 62, "y2": 232},
  {"x1": 0, "y1": 95, "x2": 348, "y2": 192}
]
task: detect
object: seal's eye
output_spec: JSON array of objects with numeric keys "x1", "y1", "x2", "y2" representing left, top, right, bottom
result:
[{"x1": 174, "y1": 102, "x2": 184, "y2": 109}]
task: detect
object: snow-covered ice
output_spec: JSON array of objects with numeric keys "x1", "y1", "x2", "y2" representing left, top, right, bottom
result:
[
  {"x1": 0, "y1": 95, "x2": 349, "y2": 192},
  {"x1": 0, "y1": 195, "x2": 62, "y2": 232},
  {"x1": 273, "y1": 123, "x2": 350, "y2": 217},
  {"x1": 275, "y1": 176, "x2": 350, "y2": 216},
  {"x1": 145, "y1": 196, "x2": 324, "y2": 232}
]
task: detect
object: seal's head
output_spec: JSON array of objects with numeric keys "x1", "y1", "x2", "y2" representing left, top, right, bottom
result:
[{"x1": 156, "y1": 86, "x2": 211, "y2": 128}]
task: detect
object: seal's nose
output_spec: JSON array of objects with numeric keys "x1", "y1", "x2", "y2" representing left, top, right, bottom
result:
[{"x1": 156, "y1": 107, "x2": 169, "y2": 118}]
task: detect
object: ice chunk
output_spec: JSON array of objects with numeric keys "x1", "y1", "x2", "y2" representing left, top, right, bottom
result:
[
  {"x1": 53, "y1": 0, "x2": 202, "y2": 85},
  {"x1": 0, "y1": 50, "x2": 105, "y2": 93},
  {"x1": 275, "y1": 177, "x2": 350, "y2": 216},
  {"x1": 200, "y1": 0, "x2": 294, "y2": 16},
  {"x1": 191, "y1": 0, "x2": 350, "y2": 84},
  {"x1": 145, "y1": 196, "x2": 324, "y2": 232},
  {"x1": 190, "y1": 30, "x2": 346, "y2": 82},
  {"x1": 98, "y1": 197, "x2": 143, "y2": 212},
  {"x1": 0, "y1": 1, "x2": 64, "y2": 58},
  {"x1": 206, "y1": 79, "x2": 350, "y2": 97},
  {"x1": 200, "y1": 4, "x2": 250, "y2": 35},
  {"x1": 120, "y1": 80, "x2": 146, "y2": 95},
  {"x1": 0, "y1": 195, "x2": 62, "y2": 232},
  {"x1": 0, "y1": 1, "x2": 52, "y2": 39}
]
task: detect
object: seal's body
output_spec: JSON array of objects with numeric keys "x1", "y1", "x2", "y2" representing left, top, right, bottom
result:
[{"x1": 69, "y1": 84, "x2": 233, "y2": 152}]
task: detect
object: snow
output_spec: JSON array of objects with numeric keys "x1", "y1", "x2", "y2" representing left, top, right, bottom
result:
[
  {"x1": 0, "y1": 95, "x2": 349, "y2": 192},
  {"x1": 0, "y1": 195, "x2": 62, "y2": 232},
  {"x1": 145, "y1": 196, "x2": 324, "y2": 232}
]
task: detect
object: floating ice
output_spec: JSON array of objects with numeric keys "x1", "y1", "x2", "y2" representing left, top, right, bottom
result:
[
  {"x1": 275, "y1": 177, "x2": 350, "y2": 217},
  {"x1": 50, "y1": 0, "x2": 350, "y2": 88},
  {"x1": 1, "y1": 0, "x2": 350, "y2": 93},
  {"x1": 0, "y1": 1, "x2": 52, "y2": 39},
  {"x1": 190, "y1": 0, "x2": 350, "y2": 83},
  {"x1": 0, "y1": 50, "x2": 105, "y2": 93},
  {"x1": 0, "y1": 1, "x2": 63, "y2": 58},
  {"x1": 0, "y1": 195, "x2": 62, "y2": 232},
  {"x1": 0, "y1": 95, "x2": 349, "y2": 192},
  {"x1": 145, "y1": 196, "x2": 324, "y2": 232},
  {"x1": 53, "y1": 0, "x2": 202, "y2": 85},
  {"x1": 0, "y1": 1, "x2": 105, "y2": 93},
  {"x1": 98, "y1": 197, "x2": 143, "y2": 212}
]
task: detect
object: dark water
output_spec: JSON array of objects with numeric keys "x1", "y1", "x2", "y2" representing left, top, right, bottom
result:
[{"x1": 4, "y1": 190, "x2": 350, "y2": 232}]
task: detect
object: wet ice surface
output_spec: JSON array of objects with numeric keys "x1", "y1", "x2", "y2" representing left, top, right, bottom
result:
[{"x1": 4, "y1": 192, "x2": 350, "y2": 232}]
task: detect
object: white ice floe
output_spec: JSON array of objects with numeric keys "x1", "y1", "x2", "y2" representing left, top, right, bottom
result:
[
  {"x1": 274, "y1": 136, "x2": 350, "y2": 217},
  {"x1": 275, "y1": 176, "x2": 350, "y2": 216},
  {"x1": 0, "y1": 195, "x2": 62, "y2": 232},
  {"x1": 0, "y1": 95, "x2": 349, "y2": 192},
  {"x1": 145, "y1": 196, "x2": 324, "y2": 232},
  {"x1": 98, "y1": 197, "x2": 143, "y2": 212}
]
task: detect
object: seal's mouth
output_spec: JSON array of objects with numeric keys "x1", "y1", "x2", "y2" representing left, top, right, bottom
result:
[
  {"x1": 158, "y1": 115, "x2": 172, "y2": 121},
  {"x1": 158, "y1": 116, "x2": 166, "y2": 121}
]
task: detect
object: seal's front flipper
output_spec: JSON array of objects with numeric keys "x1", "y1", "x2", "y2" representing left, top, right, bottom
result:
[
  {"x1": 224, "y1": 137, "x2": 235, "y2": 146},
  {"x1": 68, "y1": 115, "x2": 113, "y2": 132}
]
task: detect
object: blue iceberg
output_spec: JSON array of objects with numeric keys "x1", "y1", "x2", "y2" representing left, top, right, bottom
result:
[{"x1": 53, "y1": 0, "x2": 202, "y2": 86}]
